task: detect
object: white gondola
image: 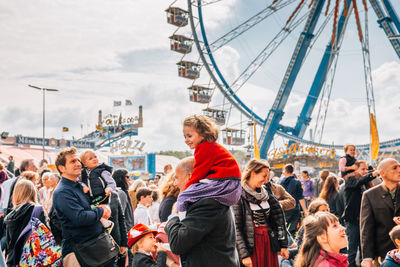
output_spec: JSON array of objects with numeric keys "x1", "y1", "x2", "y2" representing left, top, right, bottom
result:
[
  {"x1": 188, "y1": 85, "x2": 212, "y2": 103},
  {"x1": 165, "y1": 7, "x2": 188, "y2": 27},
  {"x1": 202, "y1": 108, "x2": 226, "y2": 125},
  {"x1": 222, "y1": 128, "x2": 246, "y2": 146},
  {"x1": 169, "y1": 34, "x2": 193, "y2": 54},
  {"x1": 177, "y1": 61, "x2": 200, "y2": 79}
]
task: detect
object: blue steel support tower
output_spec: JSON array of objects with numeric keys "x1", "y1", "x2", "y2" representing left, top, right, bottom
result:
[{"x1": 259, "y1": 0, "x2": 327, "y2": 158}]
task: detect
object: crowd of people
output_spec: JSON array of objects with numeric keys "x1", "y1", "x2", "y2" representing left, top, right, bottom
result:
[{"x1": 0, "y1": 115, "x2": 400, "y2": 267}]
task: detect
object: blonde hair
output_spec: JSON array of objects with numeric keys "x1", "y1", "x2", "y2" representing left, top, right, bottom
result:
[
  {"x1": 294, "y1": 212, "x2": 339, "y2": 267},
  {"x1": 21, "y1": 171, "x2": 39, "y2": 183},
  {"x1": 0, "y1": 162, "x2": 4, "y2": 170},
  {"x1": 161, "y1": 172, "x2": 180, "y2": 198},
  {"x1": 241, "y1": 158, "x2": 270, "y2": 185},
  {"x1": 80, "y1": 149, "x2": 96, "y2": 165},
  {"x1": 344, "y1": 144, "x2": 355, "y2": 153},
  {"x1": 183, "y1": 115, "x2": 218, "y2": 142},
  {"x1": 12, "y1": 179, "x2": 38, "y2": 207}
]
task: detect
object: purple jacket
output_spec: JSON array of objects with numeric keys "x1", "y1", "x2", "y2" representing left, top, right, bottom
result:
[{"x1": 301, "y1": 179, "x2": 314, "y2": 198}]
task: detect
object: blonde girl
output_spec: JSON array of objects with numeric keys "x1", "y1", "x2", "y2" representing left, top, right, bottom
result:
[{"x1": 177, "y1": 115, "x2": 242, "y2": 212}]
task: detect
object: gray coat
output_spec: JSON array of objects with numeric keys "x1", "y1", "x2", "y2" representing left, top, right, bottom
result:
[
  {"x1": 116, "y1": 188, "x2": 134, "y2": 230},
  {"x1": 232, "y1": 184, "x2": 288, "y2": 259}
]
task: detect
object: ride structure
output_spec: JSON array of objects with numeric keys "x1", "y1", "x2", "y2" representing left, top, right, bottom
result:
[
  {"x1": 166, "y1": 0, "x2": 400, "y2": 161},
  {"x1": 79, "y1": 106, "x2": 143, "y2": 150}
]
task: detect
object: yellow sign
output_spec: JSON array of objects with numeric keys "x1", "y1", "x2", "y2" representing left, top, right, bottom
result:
[
  {"x1": 370, "y1": 113, "x2": 379, "y2": 160},
  {"x1": 268, "y1": 142, "x2": 336, "y2": 160},
  {"x1": 254, "y1": 123, "x2": 260, "y2": 159}
]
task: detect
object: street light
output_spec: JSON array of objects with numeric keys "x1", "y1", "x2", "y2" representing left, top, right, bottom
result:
[{"x1": 28, "y1": 84, "x2": 59, "y2": 161}]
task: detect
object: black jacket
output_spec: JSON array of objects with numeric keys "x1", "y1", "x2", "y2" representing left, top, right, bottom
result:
[
  {"x1": 343, "y1": 172, "x2": 375, "y2": 224},
  {"x1": 4, "y1": 203, "x2": 47, "y2": 267},
  {"x1": 232, "y1": 184, "x2": 288, "y2": 259},
  {"x1": 165, "y1": 198, "x2": 239, "y2": 267},
  {"x1": 116, "y1": 188, "x2": 134, "y2": 230},
  {"x1": 133, "y1": 252, "x2": 167, "y2": 267},
  {"x1": 81, "y1": 163, "x2": 113, "y2": 198},
  {"x1": 341, "y1": 154, "x2": 356, "y2": 177},
  {"x1": 109, "y1": 191, "x2": 128, "y2": 248},
  {"x1": 159, "y1": 196, "x2": 177, "y2": 223}
]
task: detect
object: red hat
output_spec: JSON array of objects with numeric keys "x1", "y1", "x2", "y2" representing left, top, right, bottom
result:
[{"x1": 127, "y1": 224, "x2": 158, "y2": 247}]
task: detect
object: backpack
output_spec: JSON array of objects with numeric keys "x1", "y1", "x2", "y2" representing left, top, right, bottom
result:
[{"x1": 18, "y1": 205, "x2": 62, "y2": 267}]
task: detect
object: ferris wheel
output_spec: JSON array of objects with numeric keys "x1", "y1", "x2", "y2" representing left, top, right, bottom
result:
[{"x1": 166, "y1": 0, "x2": 400, "y2": 160}]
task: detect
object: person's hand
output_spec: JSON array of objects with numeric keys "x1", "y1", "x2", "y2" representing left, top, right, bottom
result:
[
  {"x1": 372, "y1": 170, "x2": 379, "y2": 177},
  {"x1": 280, "y1": 248, "x2": 289, "y2": 259},
  {"x1": 105, "y1": 188, "x2": 111, "y2": 196},
  {"x1": 242, "y1": 257, "x2": 252, "y2": 267},
  {"x1": 350, "y1": 164, "x2": 358, "y2": 171},
  {"x1": 83, "y1": 186, "x2": 90, "y2": 194},
  {"x1": 155, "y1": 243, "x2": 168, "y2": 252},
  {"x1": 361, "y1": 259, "x2": 373, "y2": 267},
  {"x1": 394, "y1": 217, "x2": 400, "y2": 225},
  {"x1": 98, "y1": 204, "x2": 111, "y2": 219},
  {"x1": 171, "y1": 204, "x2": 178, "y2": 214},
  {"x1": 303, "y1": 210, "x2": 309, "y2": 217},
  {"x1": 119, "y1": 246, "x2": 127, "y2": 255}
]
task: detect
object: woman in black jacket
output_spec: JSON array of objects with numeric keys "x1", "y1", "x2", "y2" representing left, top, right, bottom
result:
[
  {"x1": 109, "y1": 191, "x2": 129, "y2": 267},
  {"x1": 4, "y1": 179, "x2": 49, "y2": 267},
  {"x1": 112, "y1": 168, "x2": 134, "y2": 267},
  {"x1": 319, "y1": 175, "x2": 341, "y2": 218},
  {"x1": 232, "y1": 158, "x2": 288, "y2": 267},
  {"x1": 112, "y1": 169, "x2": 134, "y2": 230}
]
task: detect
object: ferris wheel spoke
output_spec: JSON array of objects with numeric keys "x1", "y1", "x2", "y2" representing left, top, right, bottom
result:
[
  {"x1": 202, "y1": 0, "x2": 298, "y2": 53},
  {"x1": 294, "y1": 0, "x2": 353, "y2": 140},
  {"x1": 368, "y1": 0, "x2": 400, "y2": 58},
  {"x1": 228, "y1": 11, "x2": 310, "y2": 95}
]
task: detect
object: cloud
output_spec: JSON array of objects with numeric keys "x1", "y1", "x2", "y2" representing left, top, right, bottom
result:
[{"x1": 1, "y1": 0, "x2": 399, "y2": 157}]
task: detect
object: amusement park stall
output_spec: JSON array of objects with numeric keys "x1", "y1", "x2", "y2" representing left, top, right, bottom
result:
[{"x1": 108, "y1": 154, "x2": 180, "y2": 179}]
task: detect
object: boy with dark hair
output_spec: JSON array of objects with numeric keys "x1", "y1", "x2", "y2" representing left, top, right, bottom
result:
[
  {"x1": 382, "y1": 225, "x2": 400, "y2": 266},
  {"x1": 279, "y1": 164, "x2": 308, "y2": 237},
  {"x1": 134, "y1": 188, "x2": 153, "y2": 226}
]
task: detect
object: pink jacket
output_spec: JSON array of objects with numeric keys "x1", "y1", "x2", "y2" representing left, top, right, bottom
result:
[{"x1": 313, "y1": 250, "x2": 348, "y2": 267}]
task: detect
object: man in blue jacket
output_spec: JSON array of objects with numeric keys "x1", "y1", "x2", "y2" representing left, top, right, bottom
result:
[
  {"x1": 279, "y1": 164, "x2": 308, "y2": 238},
  {"x1": 52, "y1": 147, "x2": 113, "y2": 267}
]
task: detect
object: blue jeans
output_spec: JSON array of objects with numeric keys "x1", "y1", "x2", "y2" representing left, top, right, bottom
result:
[{"x1": 346, "y1": 222, "x2": 360, "y2": 267}]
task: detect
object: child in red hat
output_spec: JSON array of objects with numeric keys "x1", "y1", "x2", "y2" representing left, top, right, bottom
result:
[{"x1": 128, "y1": 223, "x2": 167, "y2": 267}]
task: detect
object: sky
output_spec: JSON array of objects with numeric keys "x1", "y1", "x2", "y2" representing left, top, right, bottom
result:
[{"x1": 1, "y1": 0, "x2": 399, "y2": 154}]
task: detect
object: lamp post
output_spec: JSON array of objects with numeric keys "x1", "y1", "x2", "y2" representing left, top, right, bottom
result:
[{"x1": 28, "y1": 85, "x2": 59, "y2": 161}]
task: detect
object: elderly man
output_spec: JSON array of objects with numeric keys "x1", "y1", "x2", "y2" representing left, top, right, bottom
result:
[
  {"x1": 165, "y1": 157, "x2": 239, "y2": 267},
  {"x1": 360, "y1": 158, "x2": 400, "y2": 267}
]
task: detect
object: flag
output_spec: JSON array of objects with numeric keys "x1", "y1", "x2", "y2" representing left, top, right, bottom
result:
[
  {"x1": 118, "y1": 113, "x2": 122, "y2": 126},
  {"x1": 125, "y1": 99, "x2": 133, "y2": 106},
  {"x1": 370, "y1": 113, "x2": 379, "y2": 160},
  {"x1": 62, "y1": 127, "x2": 69, "y2": 132},
  {"x1": 113, "y1": 101, "x2": 122, "y2": 107},
  {"x1": 254, "y1": 123, "x2": 260, "y2": 159}
]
